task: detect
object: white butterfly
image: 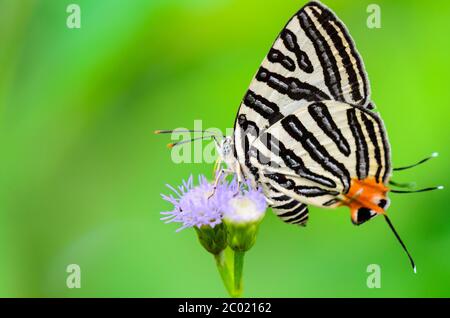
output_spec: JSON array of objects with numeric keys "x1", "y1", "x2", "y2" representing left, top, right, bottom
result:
[
  {"x1": 214, "y1": 1, "x2": 442, "y2": 271},
  {"x1": 159, "y1": 1, "x2": 442, "y2": 271}
]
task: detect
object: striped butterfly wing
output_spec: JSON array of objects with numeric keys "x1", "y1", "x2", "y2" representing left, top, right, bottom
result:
[
  {"x1": 233, "y1": 1, "x2": 373, "y2": 225},
  {"x1": 249, "y1": 101, "x2": 391, "y2": 224},
  {"x1": 266, "y1": 186, "x2": 309, "y2": 226}
]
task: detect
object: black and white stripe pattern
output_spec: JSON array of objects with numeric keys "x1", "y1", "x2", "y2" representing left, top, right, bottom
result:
[
  {"x1": 260, "y1": 132, "x2": 337, "y2": 188},
  {"x1": 234, "y1": 1, "x2": 373, "y2": 187},
  {"x1": 280, "y1": 29, "x2": 314, "y2": 74},
  {"x1": 231, "y1": 1, "x2": 391, "y2": 227},
  {"x1": 281, "y1": 114, "x2": 351, "y2": 193},
  {"x1": 249, "y1": 101, "x2": 391, "y2": 208},
  {"x1": 308, "y1": 103, "x2": 351, "y2": 156},
  {"x1": 267, "y1": 186, "x2": 309, "y2": 226},
  {"x1": 274, "y1": 201, "x2": 309, "y2": 226},
  {"x1": 297, "y1": 3, "x2": 370, "y2": 106}
]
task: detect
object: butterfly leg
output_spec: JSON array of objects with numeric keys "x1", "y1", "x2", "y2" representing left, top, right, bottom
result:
[
  {"x1": 208, "y1": 156, "x2": 244, "y2": 198},
  {"x1": 211, "y1": 168, "x2": 224, "y2": 192},
  {"x1": 208, "y1": 166, "x2": 234, "y2": 199}
]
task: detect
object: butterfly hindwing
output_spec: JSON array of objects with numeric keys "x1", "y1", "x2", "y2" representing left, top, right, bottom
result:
[
  {"x1": 266, "y1": 186, "x2": 309, "y2": 226},
  {"x1": 249, "y1": 101, "x2": 391, "y2": 208}
]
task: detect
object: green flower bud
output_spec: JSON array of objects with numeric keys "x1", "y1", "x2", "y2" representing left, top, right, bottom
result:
[{"x1": 195, "y1": 223, "x2": 228, "y2": 255}]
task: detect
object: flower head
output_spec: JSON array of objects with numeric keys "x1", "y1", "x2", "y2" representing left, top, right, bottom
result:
[
  {"x1": 161, "y1": 175, "x2": 234, "y2": 231},
  {"x1": 222, "y1": 181, "x2": 268, "y2": 253},
  {"x1": 222, "y1": 183, "x2": 267, "y2": 225},
  {"x1": 161, "y1": 176, "x2": 267, "y2": 231}
]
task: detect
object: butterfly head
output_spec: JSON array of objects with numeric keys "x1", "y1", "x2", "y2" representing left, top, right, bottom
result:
[
  {"x1": 341, "y1": 177, "x2": 390, "y2": 225},
  {"x1": 216, "y1": 136, "x2": 235, "y2": 163}
]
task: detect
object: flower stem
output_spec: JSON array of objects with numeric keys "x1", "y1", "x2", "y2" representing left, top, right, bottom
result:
[
  {"x1": 214, "y1": 249, "x2": 234, "y2": 296},
  {"x1": 233, "y1": 251, "x2": 245, "y2": 297},
  {"x1": 214, "y1": 248, "x2": 245, "y2": 298}
]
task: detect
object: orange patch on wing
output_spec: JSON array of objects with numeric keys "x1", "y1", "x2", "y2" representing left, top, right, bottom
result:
[{"x1": 340, "y1": 177, "x2": 389, "y2": 223}]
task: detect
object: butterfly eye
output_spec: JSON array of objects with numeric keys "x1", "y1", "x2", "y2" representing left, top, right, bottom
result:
[{"x1": 238, "y1": 114, "x2": 247, "y2": 125}]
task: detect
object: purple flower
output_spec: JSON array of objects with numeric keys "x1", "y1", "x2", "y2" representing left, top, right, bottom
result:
[
  {"x1": 161, "y1": 175, "x2": 232, "y2": 231},
  {"x1": 160, "y1": 175, "x2": 267, "y2": 231}
]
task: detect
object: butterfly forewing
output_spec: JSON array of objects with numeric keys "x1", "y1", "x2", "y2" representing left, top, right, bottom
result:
[
  {"x1": 232, "y1": 1, "x2": 378, "y2": 226},
  {"x1": 234, "y1": 1, "x2": 373, "y2": 191}
]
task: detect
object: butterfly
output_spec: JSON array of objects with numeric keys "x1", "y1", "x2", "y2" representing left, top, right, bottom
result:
[{"x1": 157, "y1": 1, "x2": 442, "y2": 271}]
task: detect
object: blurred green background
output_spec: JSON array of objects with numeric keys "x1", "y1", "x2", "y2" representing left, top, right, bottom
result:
[{"x1": 0, "y1": 0, "x2": 449, "y2": 297}]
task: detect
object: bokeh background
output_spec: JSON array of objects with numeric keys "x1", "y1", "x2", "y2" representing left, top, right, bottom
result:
[{"x1": 0, "y1": 0, "x2": 449, "y2": 297}]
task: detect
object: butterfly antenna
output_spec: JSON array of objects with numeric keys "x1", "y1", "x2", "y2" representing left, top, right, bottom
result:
[
  {"x1": 155, "y1": 130, "x2": 224, "y2": 137},
  {"x1": 391, "y1": 186, "x2": 444, "y2": 194},
  {"x1": 383, "y1": 215, "x2": 416, "y2": 273},
  {"x1": 389, "y1": 180, "x2": 416, "y2": 189},
  {"x1": 393, "y1": 152, "x2": 439, "y2": 171},
  {"x1": 167, "y1": 135, "x2": 215, "y2": 149}
]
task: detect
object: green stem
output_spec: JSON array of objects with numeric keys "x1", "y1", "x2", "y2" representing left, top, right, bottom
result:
[
  {"x1": 233, "y1": 251, "x2": 245, "y2": 297},
  {"x1": 214, "y1": 249, "x2": 233, "y2": 296},
  {"x1": 214, "y1": 248, "x2": 246, "y2": 298}
]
